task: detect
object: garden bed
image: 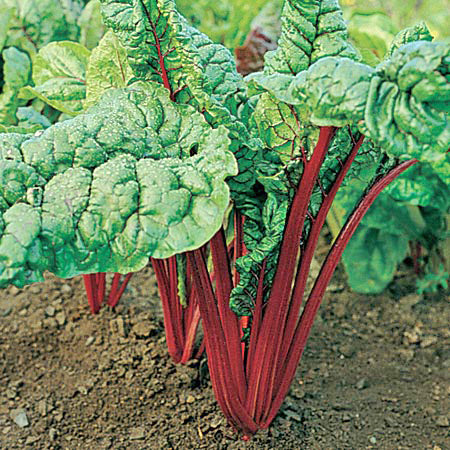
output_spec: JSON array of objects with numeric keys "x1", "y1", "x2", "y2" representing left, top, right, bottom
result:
[{"x1": 0, "y1": 263, "x2": 448, "y2": 449}]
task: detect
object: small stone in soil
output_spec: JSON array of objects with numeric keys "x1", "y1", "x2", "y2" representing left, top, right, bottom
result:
[
  {"x1": 9, "y1": 286, "x2": 20, "y2": 296},
  {"x1": 284, "y1": 410, "x2": 302, "y2": 422},
  {"x1": 420, "y1": 336, "x2": 438, "y2": 348},
  {"x1": 210, "y1": 416, "x2": 222, "y2": 429},
  {"x1": 339, "y1": 344, "x2": 355, "y2": 358},
  {"x1": 10, "y1": 408, "x2": 29, "y2": 428},
  {"x1": 45, "y1": 306, "x2": 56, "y2": 317},
  {"x1": 129, "y1": 426, "x2": 145, "y2": 440},
  {"x1": 85, "y1": 336, "x2": 95, "y2": 346},
  {"x1": 49, "y1": 428, "x2": 57, "y2": 440},
  {"x1": 356, "y1": 378, "x2": 369, "y2": 390},
  {"x1": 37, "y1": 400, "x2": 47, "y2": 416},
  {"x1": 55, "y1": 312, "x2": 66, "y2": 326},
  {"x1": 186, "y1": 395, "x2": 195, "y2": 404},
  {"x1": 435, "y1": 415, "x2": 449, "y2": 427},
  {"x1": 110, "y1": 317, "x2": 126, "y2": 337},
  {"x1": 6, "y1": 388, "x2": 16, "y2": 399},
  {"x1": 61, "y1": 284, "x2": 72, "y2": 294},
  {"x1": 25, "y1": 436, "x2": 39, "y2": 445}
]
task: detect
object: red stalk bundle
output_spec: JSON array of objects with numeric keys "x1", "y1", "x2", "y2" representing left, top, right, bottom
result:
[
  {"x1": 186, "y1": 127, "x2": 417, "y2": 437},
  {"x1": 151, "y1": 256, "x2": 204, "y2": 364},
  {"x1": 82, "y1": 272, "x2": 133, "y2": 314}
]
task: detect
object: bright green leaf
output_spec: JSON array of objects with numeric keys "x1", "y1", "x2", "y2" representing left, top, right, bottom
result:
[
  {"x1": 85, "y1": 31, "x2": 134, "y2": 108},
  {"x1": 0, "y1": 47, "x2": 31, "y2": 125},
  {"x1": 264, "y1": 0, "x2": 358, "y2": 75},
  {"x1": 78, "y1": 0, "x2": 105, "y2": 49},
  {"x1": 19, "y1": 41, "x2": 90, "y2": 115},
  {"x1": 0, "y1": 82, "x2": 237, "y2": 287}
]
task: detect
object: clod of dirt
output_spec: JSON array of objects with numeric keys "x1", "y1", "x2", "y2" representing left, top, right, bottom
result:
[{"x1": 132, "y1": 320, "x2": 154, "y2": 338}]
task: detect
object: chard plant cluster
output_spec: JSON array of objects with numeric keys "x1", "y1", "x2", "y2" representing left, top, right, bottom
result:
[{"x1": 0, "y1": 0, "x2": 448, "y2": 437}]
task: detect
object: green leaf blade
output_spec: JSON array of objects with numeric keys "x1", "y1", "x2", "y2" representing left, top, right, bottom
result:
[
  {"x1": 85, "y1": 30, "x2": 134, "y2": 108},
  {"x1": 0, "y1": 82, "x2": 237, "y2": 287},
  {"x1": 19, "y1": 41, "x2": 90, "y2": 115}
]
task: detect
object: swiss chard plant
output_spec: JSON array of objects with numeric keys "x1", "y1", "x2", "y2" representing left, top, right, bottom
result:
[
  {"x1": 325, "y1": 15, "x2": 450, "y2": 294},
  {"x1": 234, "y1": 4, "x2": 450, "y2": 296},
  {"x1": 0, "y1": 0, "x2": 139, "y2": 314},
  {"x1": 0, "y1": 0, "x2": 448, "y2": 438}
]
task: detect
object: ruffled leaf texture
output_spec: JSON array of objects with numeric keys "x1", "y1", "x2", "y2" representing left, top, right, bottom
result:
[
  {"x1": 99, "y1": 0, "x2": 246, "y2": 111},
  {"x1": 19, "y1": 41, "x2": 90, "y2": 115},
  {"x1": 361, "y1": 41, "x2": 449, "y2": 162},
  {"x1": 387, "y1": 22, "x2": 433, "y2": 58},
  {"x1": 0, "y1": 82, "x2": 237, "y2": 288},
  {"x1": 0, "y1": 0, "x2": 81, "y2": 56},
  {"x1": 263, "y1": 0, "x2": 358, "y2": 75},
  {"x1": 0, "y1": 46, "x2": 31, "y2": 126},
  {"x1": 99, "y1": 0, "x2": 260, "y2": 214},
  {"x1": 249, "y1": 41, "x2": 450, "y2": 163}
]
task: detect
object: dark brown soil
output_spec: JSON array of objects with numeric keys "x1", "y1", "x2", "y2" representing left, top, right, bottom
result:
[{"x1": 0, "y1": 262, "x2": 448, "y2": 449}]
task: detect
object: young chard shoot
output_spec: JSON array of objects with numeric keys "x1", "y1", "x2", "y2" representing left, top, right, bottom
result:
[{"x1": 0, "y1": 0, "x2": 448, "y2": 438}]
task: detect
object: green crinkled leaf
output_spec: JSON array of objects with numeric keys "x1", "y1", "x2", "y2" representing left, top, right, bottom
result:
[
  {"x1": 360, "y1": 41, "x2": 450, "y2": 162},
  {"x1": 0, "y1": 5, "x2": 13, "y2": 53},
  {"x1": 290, "y1": 57, "x2": 374, "y2": 127},
  {"x1": 16, "y1": 106, "x2": 51, "y2": 129},
  {"x1": 429, "y1": 154, "x2": 450, "y2": 186},
  {"x1": 249, "y1": 57, "x2": 373, "y2": 127},
  {"x1": 85, "y1": 30, "x2": 133, "y2": 108},
  {"x1": 0, "y1": 82, "x2": 237, "y2": 288},
  {"x1": 251, "y1": 40, "x2": 449, "y2": 163},
  {"x1": 100, "y1": 0, "x2": 259, "y2": 211},
  {"x1": 342, "y1": 225, "x2": 409, "y2": 294},
  {"x1": 19, "y1": 41, "x2": 90, "y2": 115},
  {"x1": 250, "y1": 91, "x2": 319, "y2": 164},
  {"x1": 78, "y1": 0, "x2": 105, "y2": 49},
  {"x1": 384, "y1": 163, "x2": 449, "y2": 211},
  {"x1": 230, "y1": 194, "x2": 288, "y2": 317},
  {"x1": 0, "y1": 0, "x2": 80, "y2": 55},
  {"x1": 99, "y1": 0, "x2": 246, "y2": 112},
  {"x1": 0, "y1": 47, "x2": 31, "y2": 125},
  {"x1": 264, "y1": 0, "x2": 358, "y2": 75},
  {"x1": 387, "y1": 21, "x2": 433, "y2": 58}
]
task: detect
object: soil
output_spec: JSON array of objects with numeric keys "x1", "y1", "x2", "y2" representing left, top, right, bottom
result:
[{"x1": 0, "y1": 259, "x2": 448, "y2": 449}]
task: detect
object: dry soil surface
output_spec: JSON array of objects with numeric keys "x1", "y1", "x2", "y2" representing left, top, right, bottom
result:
[{"x1": 0, "y1": 264, "x2": 448, "y2": 449}]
